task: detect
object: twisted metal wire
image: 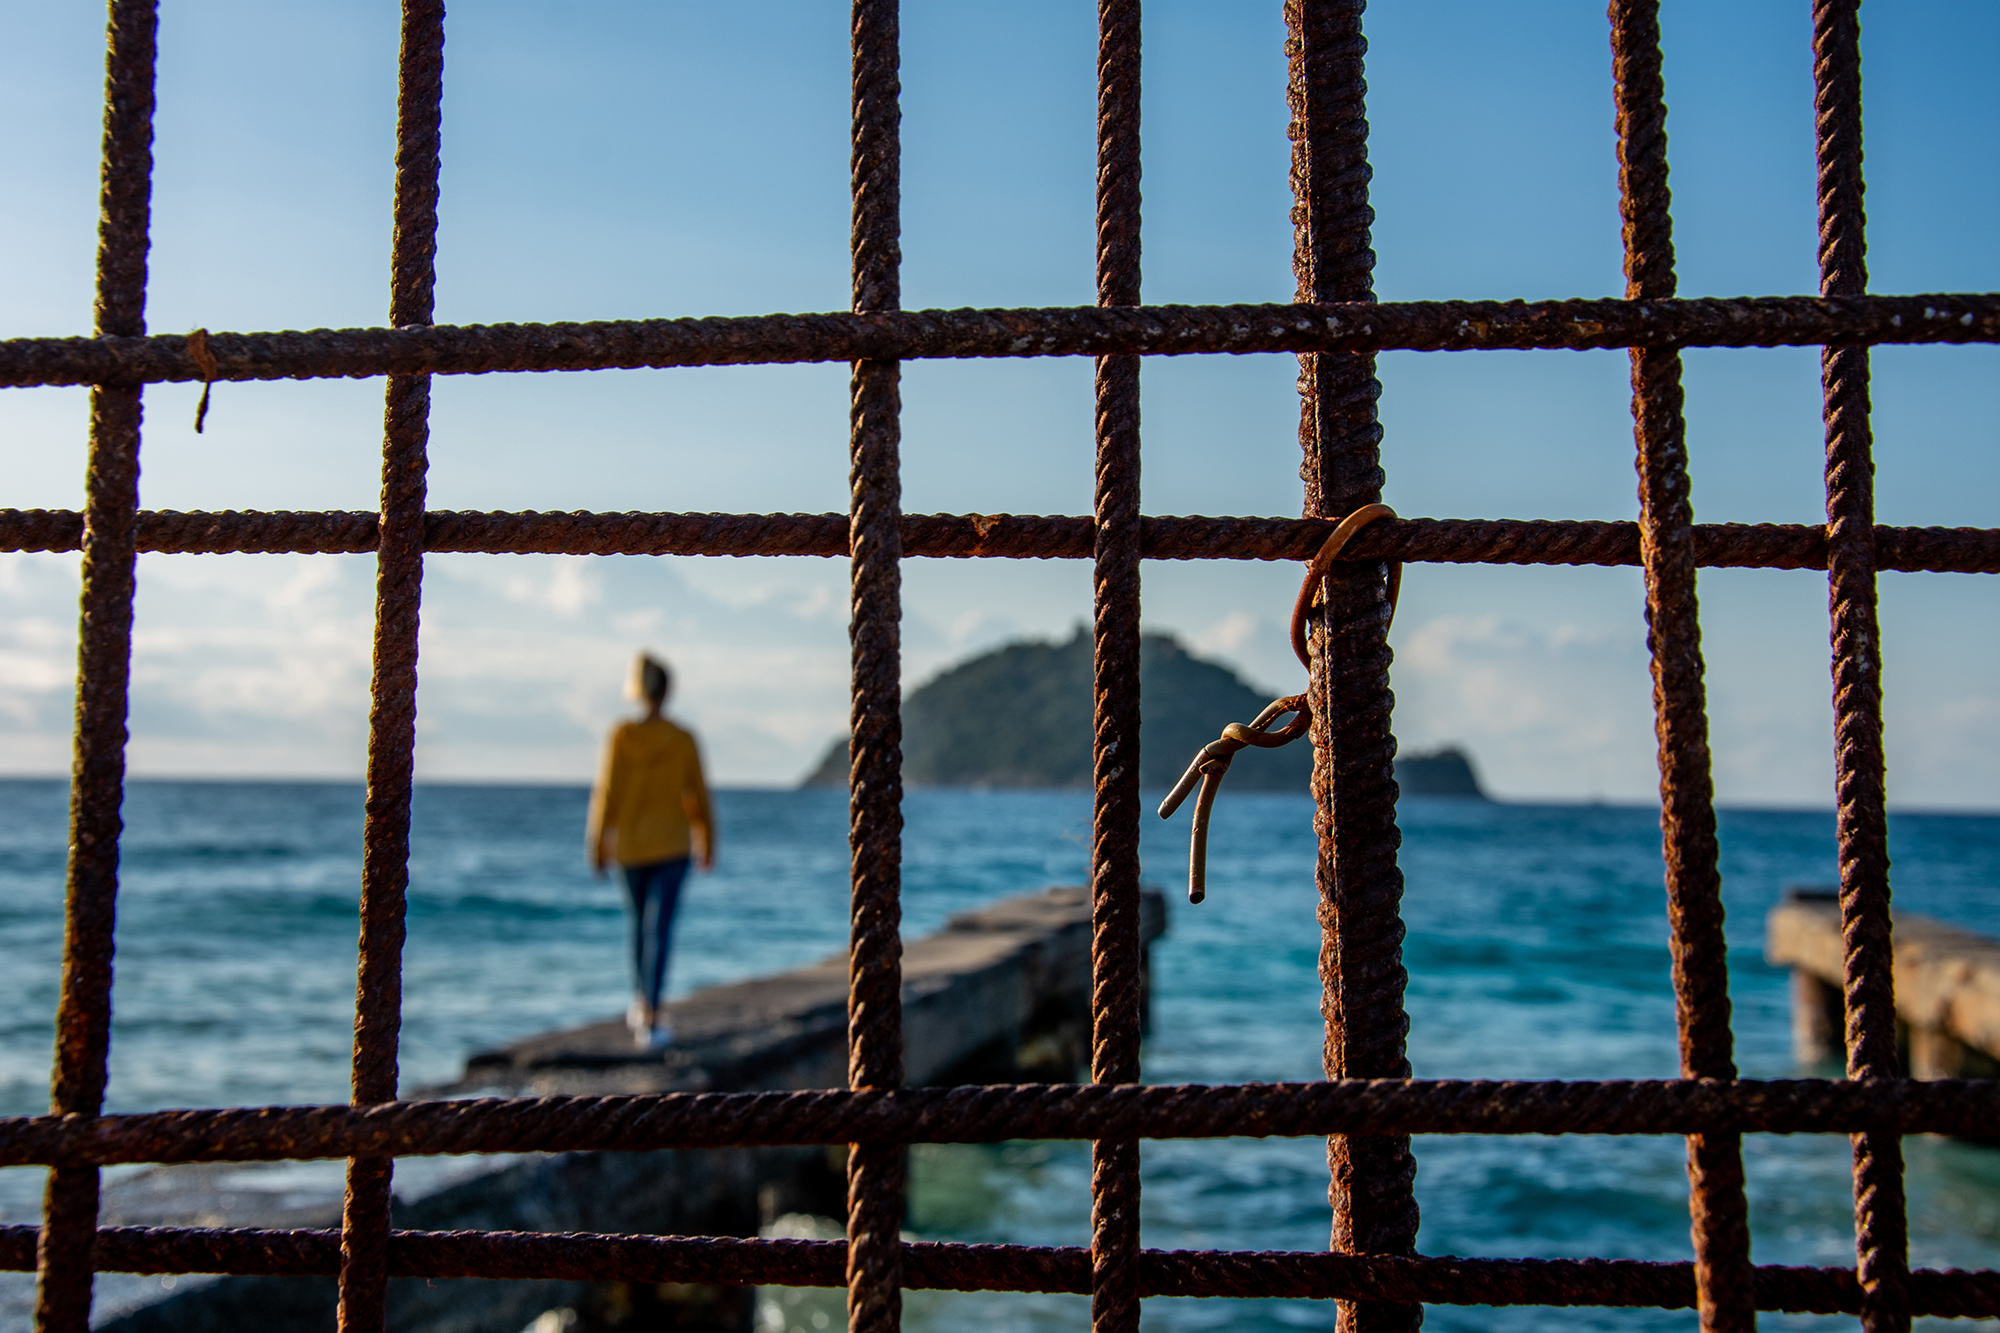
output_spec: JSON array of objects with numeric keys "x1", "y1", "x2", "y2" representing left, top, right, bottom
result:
[
  {"x1": 1812, "y1": 5, "x2": 1909, "y2": 1332},
  {"x1": 338, "y1": 7, "x2": 444, "y2": 1331},
  {"x1": 37, "y1": 5, "x2": 158, "y2": 1330},
  {"x1": 4, "y1": 506, "x2": 1995, "y2": 574},
  {"x1": 1288, "y1": 4, "x2": 1421, "y2": 1330},
  {"x1": 5, "y1": 292, "x2": 1998, "y2": 392},
  {"x1": 1, "y1": 1225, "x2": 1998, "y2": 1316},
  {"x1": 846, "y1": 4, "x2": 905, "y2": 1330},
  {"x1": 1609, "y1": 4, "x2": 1753, "y2": 1329},
  {"x1": 7, "y1": 1080, "x2": 2000, "y2": 1170},
  {"x1": 1088, "y1": 4, "x2": 1145, "y2": 1331}
]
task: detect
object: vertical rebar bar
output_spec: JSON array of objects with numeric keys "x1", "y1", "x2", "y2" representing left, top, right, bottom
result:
[
  {"x1": 1811, "y1": 4, "x2": 1908, "y2": 1332},
  {"x1": 1089, "y1": 2, "x2": 1144, "y2": 1331},
  {"x1": 847, "y1": 3, "x2": 905, "y2": 1332},
  {"x1": 35, "y1": 4, "x2": 158, "y2": 1330},
  {"x1": 1285, "y1": 3, "x2": 1420, "y2": 1331},
  {"x1": 1607, "y1": 4, "x2": 1755, "y2": 1329},
  {"x1": 337, "y1": 5, "x2": 444, "y2": 1331}
]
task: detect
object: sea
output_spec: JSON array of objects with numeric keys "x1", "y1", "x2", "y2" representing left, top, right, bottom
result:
[{"x1": 2, "y1": 778, "x2": 1998, "y2": 1333}]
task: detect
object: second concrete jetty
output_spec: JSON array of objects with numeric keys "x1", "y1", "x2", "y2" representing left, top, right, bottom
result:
[{"x1": 1767, "y1": 887, "x2": 2000, "y2": 1078}]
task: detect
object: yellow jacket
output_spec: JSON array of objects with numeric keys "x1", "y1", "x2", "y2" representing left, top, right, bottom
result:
[{"x1": 587, "y1": 715, "x2": 714, "y2": 867}]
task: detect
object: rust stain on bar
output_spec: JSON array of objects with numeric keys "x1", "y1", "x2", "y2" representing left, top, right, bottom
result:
[
  {"x1": 336, "y1": 5, "x2": 446, "y2": 1332},
  {"x1": 2, "y1": 1226, "x2": 1999, "y2": 1315},
  {"x1": 1609, "y1": 3, "x2": 1753, "y2": 1328},
  {"x1": 4, "y1": 508, "x2": 1998, "y2": 573},
  {"x1": 37, "y1": 3, "x2": 160, "y2": 1331},
  {"x1": 6, "y1": 1078, "x2": 2000, "y2": 1171},
  {"x1": 2, "y1": 292, "x2": 1997, "y2": 390},
  {"x1": 1288, "y1": 5, "x2": 1422, "y2": 1331},
  {"x1": 1087, "y1": 1, "x2": 1146, "y2": 1330}
]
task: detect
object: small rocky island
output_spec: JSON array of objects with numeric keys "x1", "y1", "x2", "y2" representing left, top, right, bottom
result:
[{"x1": 803, "y1": 629, "x2": 1486, "y2": 798}]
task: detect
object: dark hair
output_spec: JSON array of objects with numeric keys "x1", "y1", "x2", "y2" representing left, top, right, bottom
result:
[{"x1": 639, "y1": 655, "x2": 671, "y2": 705}]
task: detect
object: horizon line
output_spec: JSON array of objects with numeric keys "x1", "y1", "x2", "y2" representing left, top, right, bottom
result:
[{"x1": 0, "y1": 772, "x2": 1993, "y2": 819}]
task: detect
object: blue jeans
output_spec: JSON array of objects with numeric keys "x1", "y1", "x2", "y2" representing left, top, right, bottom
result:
[{"x1": 622, "y1": 858, "x2": 690, "y2": 1011}]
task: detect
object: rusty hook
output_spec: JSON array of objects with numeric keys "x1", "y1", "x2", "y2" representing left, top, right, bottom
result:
[
  {"x1": 1288, "y1": 502, "x2": 1401, "y2": 670},
  {"x1": 1158, "y1": 505, "x2": 1402, "y2": 905},
  {"x1": 186, "y1": 328, "x2": 220, "y2": 434}
]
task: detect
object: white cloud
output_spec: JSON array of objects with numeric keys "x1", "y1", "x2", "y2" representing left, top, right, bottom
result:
[
  {"x1": 1389, "y1": 612, "x2": 1659, "y2": 803},
  {"x1": 1, "y1": 545, "x2": 1992, "y2": 808},
  {"x1": 1885, "y1": 692, "x2": 2000, "y2": 813},
  {"x1": 0, "y1": 646, "x2": 69, "y2": 693},
  {"x1": 0, "y1": 555, "x2": 83, "y2": 746},
  {"x1": 500, "y1": 555, "x2": 602, "y2": 618},
  {"x1": 1190, "y1": 609, "x2": 1258, "y2": 660}
]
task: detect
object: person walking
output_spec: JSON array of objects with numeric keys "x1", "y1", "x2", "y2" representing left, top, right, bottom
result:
[{"x1": 587, "y1": 653, "x2": 715, "y2": 1050}]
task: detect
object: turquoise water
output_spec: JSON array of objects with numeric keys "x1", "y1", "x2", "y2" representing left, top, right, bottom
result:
[{"x1": 2, "y1": 779, "x2": 1999, "y2": 1331}]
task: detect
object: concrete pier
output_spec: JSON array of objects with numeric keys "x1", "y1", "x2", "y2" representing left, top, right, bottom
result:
[
  {"x1": 6, "y1": 886, "x2": 1165, "y2": 1333},
  {"x1": 1767, "y1": 888, "x2": 2000, "y2": 1079},
  {"x1": 453, "y1": 884, "x2": 1165, "y2": 1098}
]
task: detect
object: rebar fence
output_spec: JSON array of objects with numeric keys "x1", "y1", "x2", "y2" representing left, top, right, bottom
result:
[{"x1": 1, "y1": 1, "x2": 1997, "y2": 1331}]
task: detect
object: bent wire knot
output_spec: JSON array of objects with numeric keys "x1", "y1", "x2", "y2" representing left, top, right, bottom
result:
[
  {"x1": 1157, "y1": 695, "x2": 1310, "y2": 903},
  {"x1": 1158, "y1": 503, "x2": 1402, "y2": 904}
]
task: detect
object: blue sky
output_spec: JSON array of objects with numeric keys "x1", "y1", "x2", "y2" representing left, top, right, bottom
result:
[{"x1": 0, "y1": 1, "x2": 1994, "y2": 805}]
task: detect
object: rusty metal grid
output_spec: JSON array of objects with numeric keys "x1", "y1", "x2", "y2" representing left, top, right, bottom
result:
[{"x1": 2, "y1": 1, "x2": 1997, "y2": 1331}]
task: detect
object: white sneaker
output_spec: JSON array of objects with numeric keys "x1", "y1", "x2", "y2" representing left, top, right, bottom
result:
[{"x1": 626, "y1": 1000, "x2": 650, "y2": 1045}]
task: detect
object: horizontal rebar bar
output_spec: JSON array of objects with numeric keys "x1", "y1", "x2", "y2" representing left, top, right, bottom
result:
[
  {"x1": 0, "y1": 1224, "x2": 1994, "y2": 1315},
  {"x1": 1, "y1": 509, "x2": 1995, "y2": 573},
  {"x1": 4, "y1": 1079, "x2": 1997, "y2": 1169},
  {"x1": 2, "y1": 294, "x2": 1996, "y2": 390}
]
